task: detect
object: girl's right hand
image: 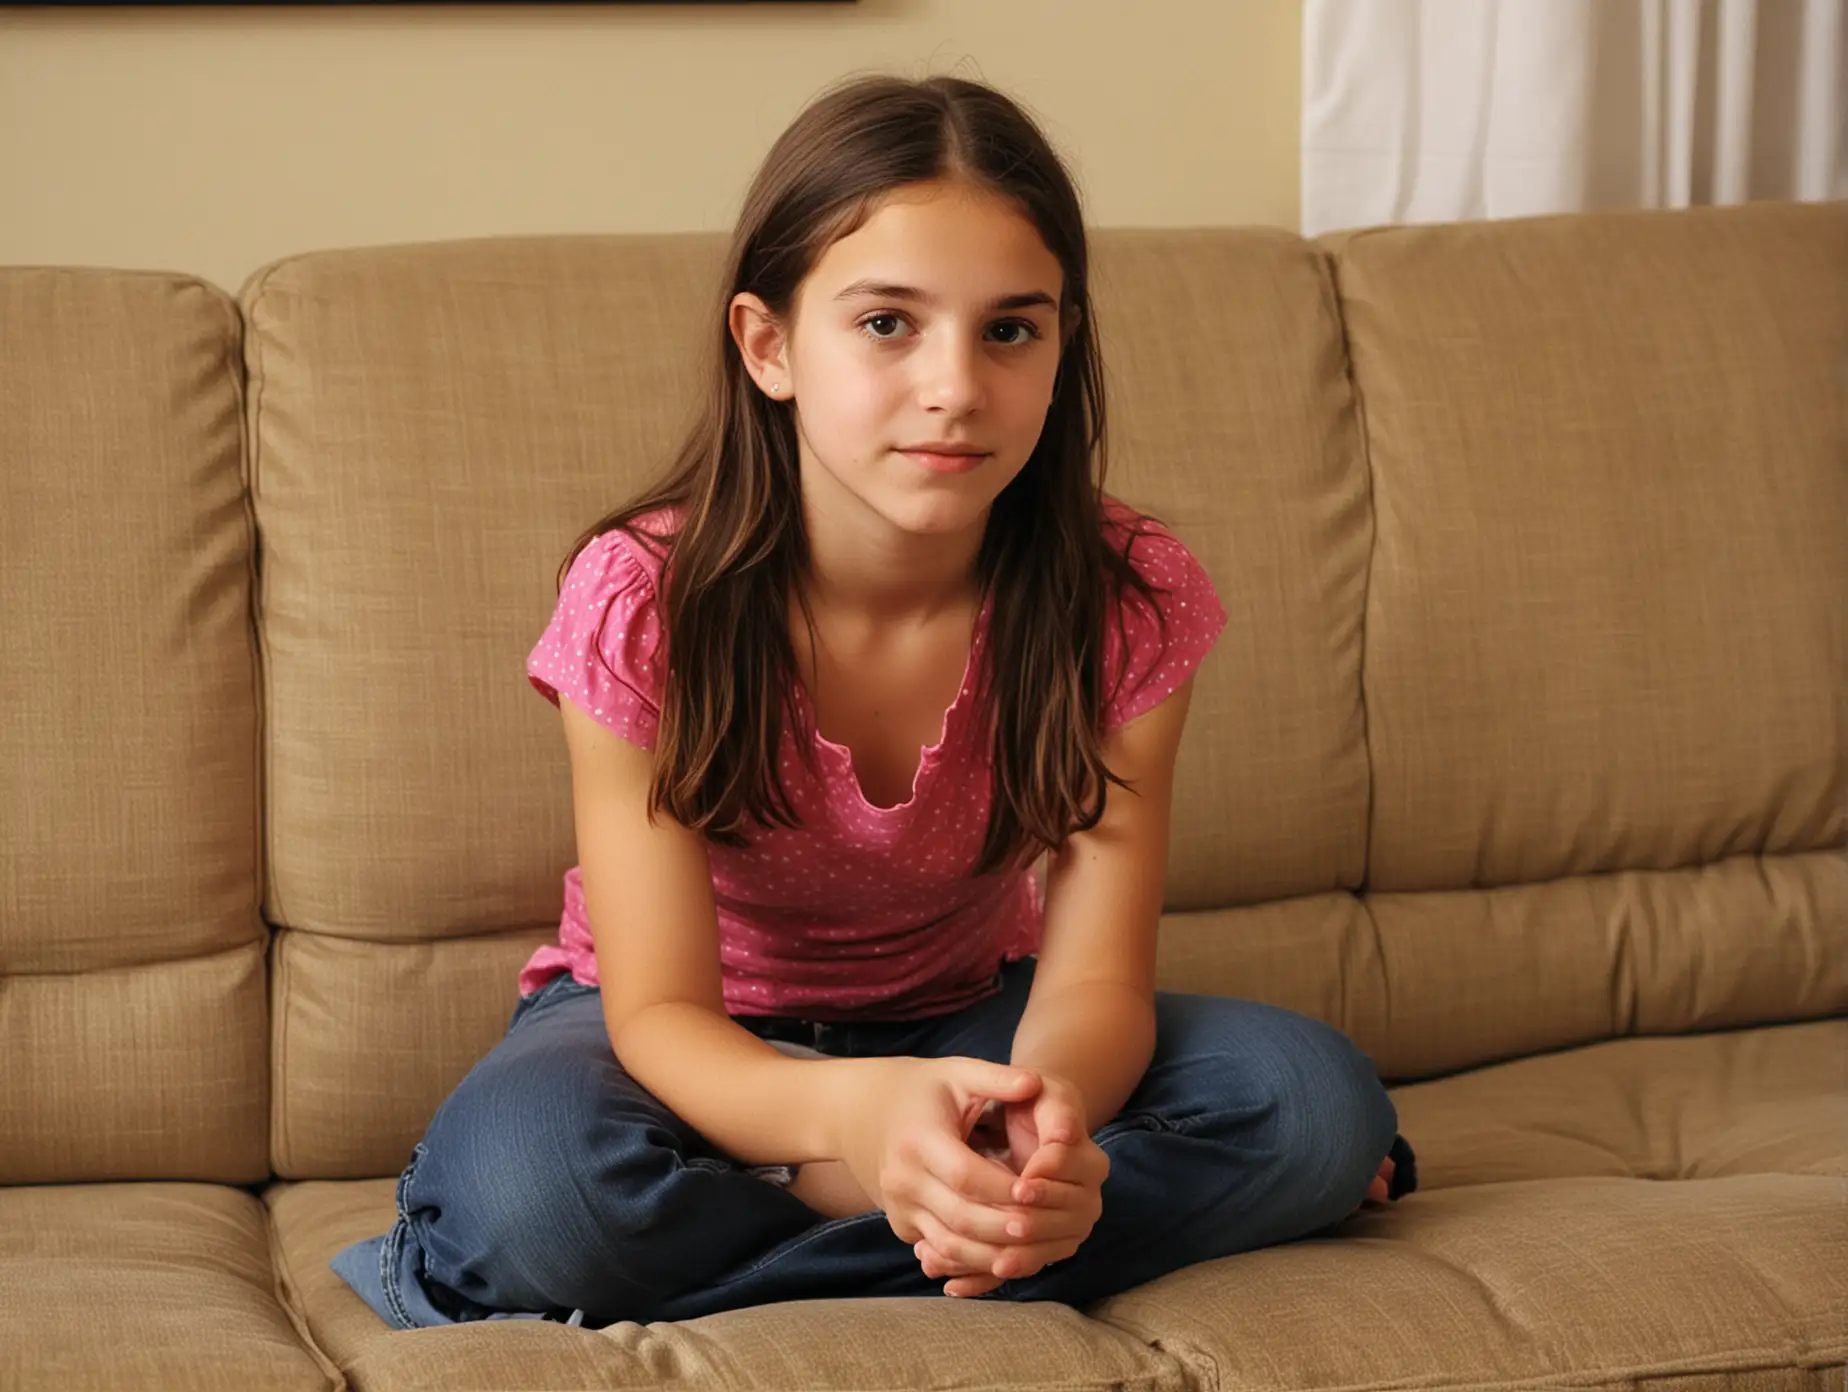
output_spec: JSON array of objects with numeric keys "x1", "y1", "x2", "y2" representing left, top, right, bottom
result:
[{"x1": 839, "y1": 1056, "x2": 1044, "y2": 1267}]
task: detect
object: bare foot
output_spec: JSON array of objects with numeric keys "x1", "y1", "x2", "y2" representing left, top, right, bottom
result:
[
  {"x1": 1354, "y1": 1154, "x2": 1395, "y2": 1213},
  {"x1": 786, "y1": 1159, "x2": 879, "y2": 1220}
]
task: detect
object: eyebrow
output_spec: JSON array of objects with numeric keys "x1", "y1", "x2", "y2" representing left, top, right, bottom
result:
[{"x1": 831, "y1": 279, "x2": 1059, "y2": 313}]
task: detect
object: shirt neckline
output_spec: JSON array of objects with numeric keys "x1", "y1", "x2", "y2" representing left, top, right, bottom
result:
[{"x1": 792, "y1": 589, "x2": 993, "y2": 819}]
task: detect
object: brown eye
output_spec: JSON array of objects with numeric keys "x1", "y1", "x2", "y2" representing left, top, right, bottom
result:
[
  {"x1": 988, "y1": 319, "x2": 1040, "y2": 345},
  {"x1": 859, "y1": 313, "x2": 908, "y2": 340}
]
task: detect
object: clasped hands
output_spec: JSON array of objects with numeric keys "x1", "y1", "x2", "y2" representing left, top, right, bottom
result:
[{"x1": 842, "y1": 1058, "x2": 1108, "y2": 1298}]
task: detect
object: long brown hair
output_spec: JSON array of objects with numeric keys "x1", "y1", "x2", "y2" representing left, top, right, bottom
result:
[{"x1": 562, "y1": 73, "x2": 1165, "y2": 877}]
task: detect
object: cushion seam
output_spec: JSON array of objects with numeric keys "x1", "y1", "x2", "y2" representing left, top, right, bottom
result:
[{"x1": 261, "y1": 1192, "x2": 351, "y2": 1392}]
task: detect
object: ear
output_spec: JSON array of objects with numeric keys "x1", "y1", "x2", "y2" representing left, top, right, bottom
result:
[
  {"x1": 1059, "y1": 301, "x2": 1083, "y2": 349},
  {"x1": 729, "y1": 292, "x2": 793, "y2": 403}
]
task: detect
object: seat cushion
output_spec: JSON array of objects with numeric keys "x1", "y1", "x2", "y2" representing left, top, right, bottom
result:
[
  {"x1": 0, "y1": 1183, "x2": 341, "y2": 1392},
  {"x1": 1092, "y1": 1173, "x2": 1846, "y2": 1390},
  {"x1": 267, "y1": 1181, "x2": 1189, "y2": 1392},
  {"x1": 1390, "y1": 1016, "x2": 1848, "y2": 1188},
  {"x1": 1089, "y1": 1017, "x2": 1848, "y2": 1390}
]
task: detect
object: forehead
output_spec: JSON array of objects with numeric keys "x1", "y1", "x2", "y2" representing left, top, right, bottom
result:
[{"x1": 802, "y1": 181, "x2": 1063, "y2": 303}]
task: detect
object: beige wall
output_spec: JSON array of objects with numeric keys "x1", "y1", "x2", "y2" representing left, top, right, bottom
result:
[{"x1": 0, "y1": 1, "x2": 1301, "y2": 296}]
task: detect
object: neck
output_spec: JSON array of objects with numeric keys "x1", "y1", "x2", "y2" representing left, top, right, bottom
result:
[{"x1": 796, "y1": 467, "x2": 986, "y2": 627}]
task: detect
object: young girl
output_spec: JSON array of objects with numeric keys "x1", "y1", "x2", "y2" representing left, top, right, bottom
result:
[{"x1": 332, "y1": 72, "x2": 1415, "y2": 1332}]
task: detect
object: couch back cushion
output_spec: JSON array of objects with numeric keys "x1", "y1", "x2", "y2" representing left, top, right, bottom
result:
[
  {"x1": 1335, "y1": 200, "x2": 1848, "y2": 1078},
  {"x1": 245, "y1": 229, "x2": 1370, "y2": 1177},
  {"x1": 0, "y1": 270, "x2": 267, "y2": 1183}
]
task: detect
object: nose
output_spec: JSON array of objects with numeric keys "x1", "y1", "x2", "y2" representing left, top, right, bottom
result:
[{"x1": 918, "y1": 331, "x2": 986, "y2": 415}]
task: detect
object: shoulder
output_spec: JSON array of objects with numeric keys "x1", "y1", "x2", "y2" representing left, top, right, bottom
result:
[
  {"x1": 527, "y1": 504, "x2": 683, "y2": 748},
  {"x1": 1096, "y1": 494, "x2": 1227, "y2": 732},
  {"x1": 1098, "y1": 494, "x2": 1217, "y2": 608},
  {"x1": 559, "y1": 504, "x2": 680, "y2": 597}
]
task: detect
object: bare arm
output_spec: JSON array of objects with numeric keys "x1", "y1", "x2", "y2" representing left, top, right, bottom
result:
[
  {"x1": 1008, "y1": 675, "x2": 1195, "y2": 1131},
  {"x1": 560, "y1": 695, "x2": 882, "y2": 1167}
]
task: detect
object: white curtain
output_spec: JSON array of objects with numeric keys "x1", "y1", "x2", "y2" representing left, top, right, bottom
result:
[{"x1": 1301, "y1": 0, "x2": 1848, "y2": 235}]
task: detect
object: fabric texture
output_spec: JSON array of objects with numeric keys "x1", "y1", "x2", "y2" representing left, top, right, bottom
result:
[
  {"x1": 274, "y1": 1175, "x2": 1191, "y2": 1392},
  {"x1": 1092, "y1": 1169, "x2": 1848, "y2": 1389},
  {"x1": 0, "y1": 268, "x2": 266, "y2": 1186},
  {"x1": 329, "y1": 957, "x2": 1403, "y2": 1328},
  {"x1": 0, "y1": 1183, "x2": 340, "y2": 1392},
  {"x1": 273, "y1": 1019, "x2": 1848, "y2": 1392},
  {"x1": 519, "y1": 495, "x2": 1229, "y2": 1018},
  {"x1": 1301, "y1": 0, "x2": 1848, "y2": 237},
  {"x1": 1334, "y1": 199, "x2": 1848, "y2": 1061},
  {"x1": 10, "y1": 209, "x2": 1848, "y2": 1390}
]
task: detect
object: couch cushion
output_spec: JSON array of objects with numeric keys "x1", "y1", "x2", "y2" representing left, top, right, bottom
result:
[
  {"x1": 269, "y1": 926, "x2": 552, "y2": 1178},
  {"x1": 267, "y1": 1180, "x2": 1189, "y2": 1392},
  {"x1": 1388, "y1": 1016, "x2": 1847, "y2": 1189},
  {"x1": 1079, "y1": 1014, "x2": 1848, "y2": 1389},
  {"x1": 0, "y1": 1183, "x2": 341, "y2": 1392},
  {"x1": 1091, "y1": 229, "x2": 1371, "y2": 911},
  {"x1": 277, "y1": 897, "x2": 1388, "y2": 1180},
  {"x1": 1154, "y1": 894, "x2": 1391, "y2": 1064},
  {"x1": 0, "y1": 268, "x2": 267, "y2": 1182},
  {"x1": 1366, "y1": 852, "x2": 1846, "y2": 1079},
  {"x1": 241, "y1": 234, "x2": 728, "y2": 943},
  {"x1": 2, "y1": 941, "x2": 270, "y2": 1183},
  {"x1": 241, "y1": 236, "x2": 727, "y2": 1181},
  {"x1": 1330, "y1": 199, "x2": 1848, "y2": 1075},
  {"x1": 1090, "y1": 1170, "x2": 1847, "y2": 1391}
]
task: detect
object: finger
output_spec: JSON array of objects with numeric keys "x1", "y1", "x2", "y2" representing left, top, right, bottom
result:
[
  {"x1": 988, "y1": 1234, "x2": 1087, "y2": 1281},
  {"x1": 917, "y1": 1240, "x2": 1010, "y2": 1293},
  {"x1": 919, "y1": 1207, "x2": 1089, "y2": 1285},
  {"x1": 1033, "y1": 1092, "x2": 1085, "y2": 1146},
  {"x1": 1005, "y1": 1175, "x2": 1086, "y2": 1212},
  {"x1": 949, "y1": 1059, "x2": 1042, "y2": 1106},
  {"x1": 944, "y1": 1271, "x2": 1007, "y2": 1298},
  {"x1": 913, "y1": 1207, "x2": 1009, "y2": 1276},
  {"x1": 1023, "y1": 1134, "x2": 1111, "y2": 1190},
  {"x1": 1012, "y1": 1172, "x2": 1090, "y2": 1207},
  {"x1": 1018, "y1": 1139, "x2": 1075, "y2": 1186},
  {"x1": 913, "y1": 1238, "x2": 982, "y2": 1281},
  {"x1": 918, "y1": 1127, "x2": 1028, "y2": 1209},
  {"x1": 912, "y1": 1167, "x2": 1030, "y2": 1246},
  {"x1": 985, "y1": 1197, "x2": 1095, "y2": 1250},
  {"x1": 1017, "y1": 1140, "x2": 1065, "y2": 1185}
]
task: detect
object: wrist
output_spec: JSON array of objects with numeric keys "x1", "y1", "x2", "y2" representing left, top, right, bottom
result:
[{"x1": 814, "y1": 1055, "x2": 908, "y2": 1160}]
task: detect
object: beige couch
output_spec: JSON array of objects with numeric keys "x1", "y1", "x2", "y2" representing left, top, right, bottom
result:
[{"x1": 3, "y1": 198, "x2": 1844, "y2": 1392}]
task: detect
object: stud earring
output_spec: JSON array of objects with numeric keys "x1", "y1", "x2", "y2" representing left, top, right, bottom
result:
[{"x1": 770, "y1": 382, "x2": 783, "y2": 396}]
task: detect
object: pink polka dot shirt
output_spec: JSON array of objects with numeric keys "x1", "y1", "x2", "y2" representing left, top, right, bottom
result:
[{"x1": 520, "y1": 496, "x2": 1227, "y2": 1020}]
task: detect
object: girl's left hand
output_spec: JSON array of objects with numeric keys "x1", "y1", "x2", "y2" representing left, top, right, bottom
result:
[{"x1": 915, "y1": 1071, "x2": 1107, "y2": 1297}]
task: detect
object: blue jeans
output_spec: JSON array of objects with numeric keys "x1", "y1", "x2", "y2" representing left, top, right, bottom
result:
[{"x1": 330, "y1": 957, "x2": 1414, "y2": 1328}]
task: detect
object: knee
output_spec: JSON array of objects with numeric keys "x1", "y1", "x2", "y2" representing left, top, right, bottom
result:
[
  {"x1": 410, "y1": 1056, "x2": 665, "y2": 1310},
  {"x1": 1166, "y1": 1001, "x2": 1397, "y2": 1225},
  {"x1": 1259, "y1": 1012, "x2": 1399, "y2": 1226}
]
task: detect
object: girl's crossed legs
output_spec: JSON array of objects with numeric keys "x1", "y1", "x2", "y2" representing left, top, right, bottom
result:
[{"x1": 330, "y1": 957, "x2": 1413, "y2": 1328}]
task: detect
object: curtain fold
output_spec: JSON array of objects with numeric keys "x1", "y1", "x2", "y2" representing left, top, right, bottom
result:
[{"x1": 1302, "y1": 0, "x2": 1848, "y2": 235}]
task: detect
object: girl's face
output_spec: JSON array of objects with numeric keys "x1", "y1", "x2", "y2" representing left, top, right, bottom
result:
[{"x1": 743, "y1": 179, "x2": 1069, "y2": 544}]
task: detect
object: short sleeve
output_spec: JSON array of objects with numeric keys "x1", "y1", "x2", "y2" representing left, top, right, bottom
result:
[
  {"x1": 1100, "y1": 515, "x2": 1228, "y2": 734},
  {"x1": 525, "y1": 529, "x2": 666, "y2": 750}
]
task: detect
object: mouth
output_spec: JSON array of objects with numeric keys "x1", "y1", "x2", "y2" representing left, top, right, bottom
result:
[{"x1": 897, "y1": 446, "x2": 991, "y2": 475}]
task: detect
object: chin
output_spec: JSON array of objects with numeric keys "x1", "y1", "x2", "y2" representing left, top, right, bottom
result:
[{"x1": 874, "y1": 485, "x2": 997, "y2": 538}]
